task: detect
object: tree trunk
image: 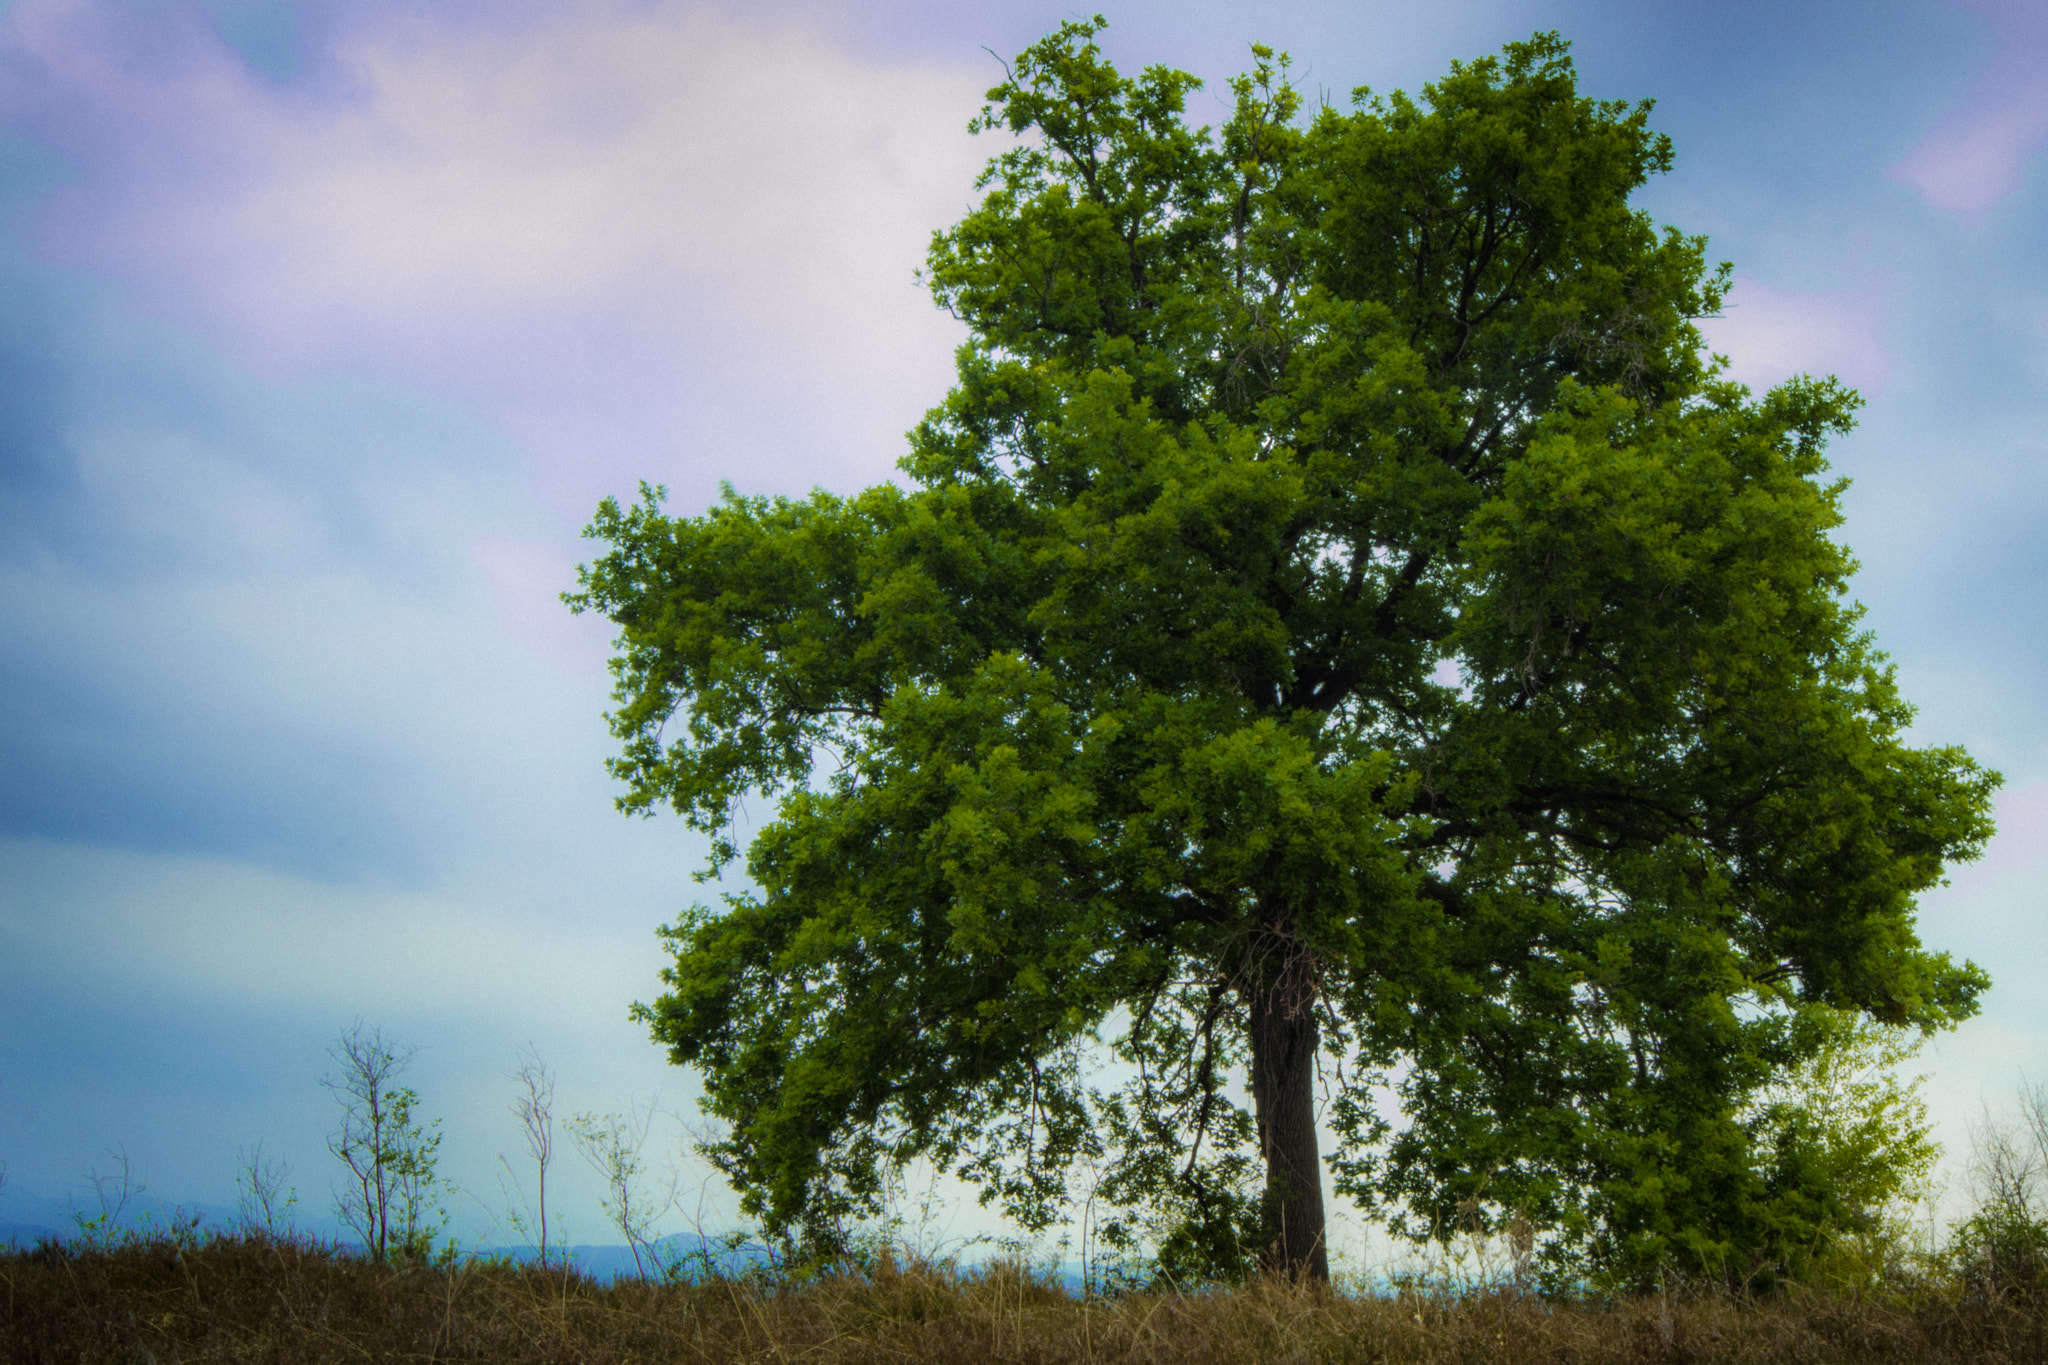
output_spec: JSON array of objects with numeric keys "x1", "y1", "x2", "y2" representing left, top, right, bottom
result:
[{"x1": 1246, "y1": 934, "x2": 1329, "y2": 1282}]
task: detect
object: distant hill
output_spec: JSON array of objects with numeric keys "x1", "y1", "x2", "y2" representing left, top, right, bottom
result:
[
  {"x1": 0, "y1": 1181, "x2": 773, "y2": 1284},
  {"x1": 475, "y1": 1235, "x2": 772, "y2": 1283},
  {"x1": 0, "y1": 1183, "x2": 260, "y2": 1249}
]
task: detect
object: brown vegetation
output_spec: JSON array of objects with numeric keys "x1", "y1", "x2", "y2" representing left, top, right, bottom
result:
[{"x1": 5, "y1": 1231, "x2": 2048, "y2": 1365}]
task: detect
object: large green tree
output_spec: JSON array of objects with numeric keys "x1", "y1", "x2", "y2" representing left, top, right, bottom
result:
[{"x1": 570, "y1": 23, "x2": 1994, "y2": 1285}]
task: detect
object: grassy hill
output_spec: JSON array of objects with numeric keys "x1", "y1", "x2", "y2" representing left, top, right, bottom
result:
[{"x1": 7, "y1": 1229, "x2": 2048, "y2": 1364}]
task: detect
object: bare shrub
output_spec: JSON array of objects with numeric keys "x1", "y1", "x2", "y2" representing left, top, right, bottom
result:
[
  {"x1": 326, "y1": 1021, "x2": 443, "y2": 1263},
  {"x1": 235, "y1": 1142, "x2": 298, "y2": 1236},
  {"x1": 498, "y1": 1049, "x2": 558, "y2": 1269},
  {"x1": 568, "y1": 1099, "x2": 676, "y2": 1280}
]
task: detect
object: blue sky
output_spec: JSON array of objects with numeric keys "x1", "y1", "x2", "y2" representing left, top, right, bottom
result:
[{"x1": 0, "y1": 0, "x2": 2044, "y2": 1254}]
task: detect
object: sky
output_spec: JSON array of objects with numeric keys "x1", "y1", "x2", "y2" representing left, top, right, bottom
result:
[{"x1": 0, "y1": 0, "x2": 2044, "y2": 1258}]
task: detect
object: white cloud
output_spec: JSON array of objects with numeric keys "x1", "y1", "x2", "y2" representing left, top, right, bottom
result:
[{"x1": 0, "y1": 835, "x2": 653, "y2": 1021}]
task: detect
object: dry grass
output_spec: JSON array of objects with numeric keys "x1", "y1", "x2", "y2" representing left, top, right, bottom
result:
[{"x1": 4, "y1": 1231, "x2": 2047, "y2": 1364}]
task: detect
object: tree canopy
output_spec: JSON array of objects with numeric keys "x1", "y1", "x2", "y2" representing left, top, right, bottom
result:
[{"x1": 569, "y1": 22, "x2": 1995, "y2": 1287}]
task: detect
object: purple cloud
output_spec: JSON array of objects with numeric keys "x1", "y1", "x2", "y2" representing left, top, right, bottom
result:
[
  {"x1": 1891, "y1": 0, "x2": 2048, "y2": 218},
  {"x1": 0, "y1": 0, "x2": 990, "y2": 522},
  {"x1": 1978, "y1": 781, "x2": 2048, "y2": 872},
  {"x1": 1696, "y1": 268, "x2": 1896, "y2": 397}
]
